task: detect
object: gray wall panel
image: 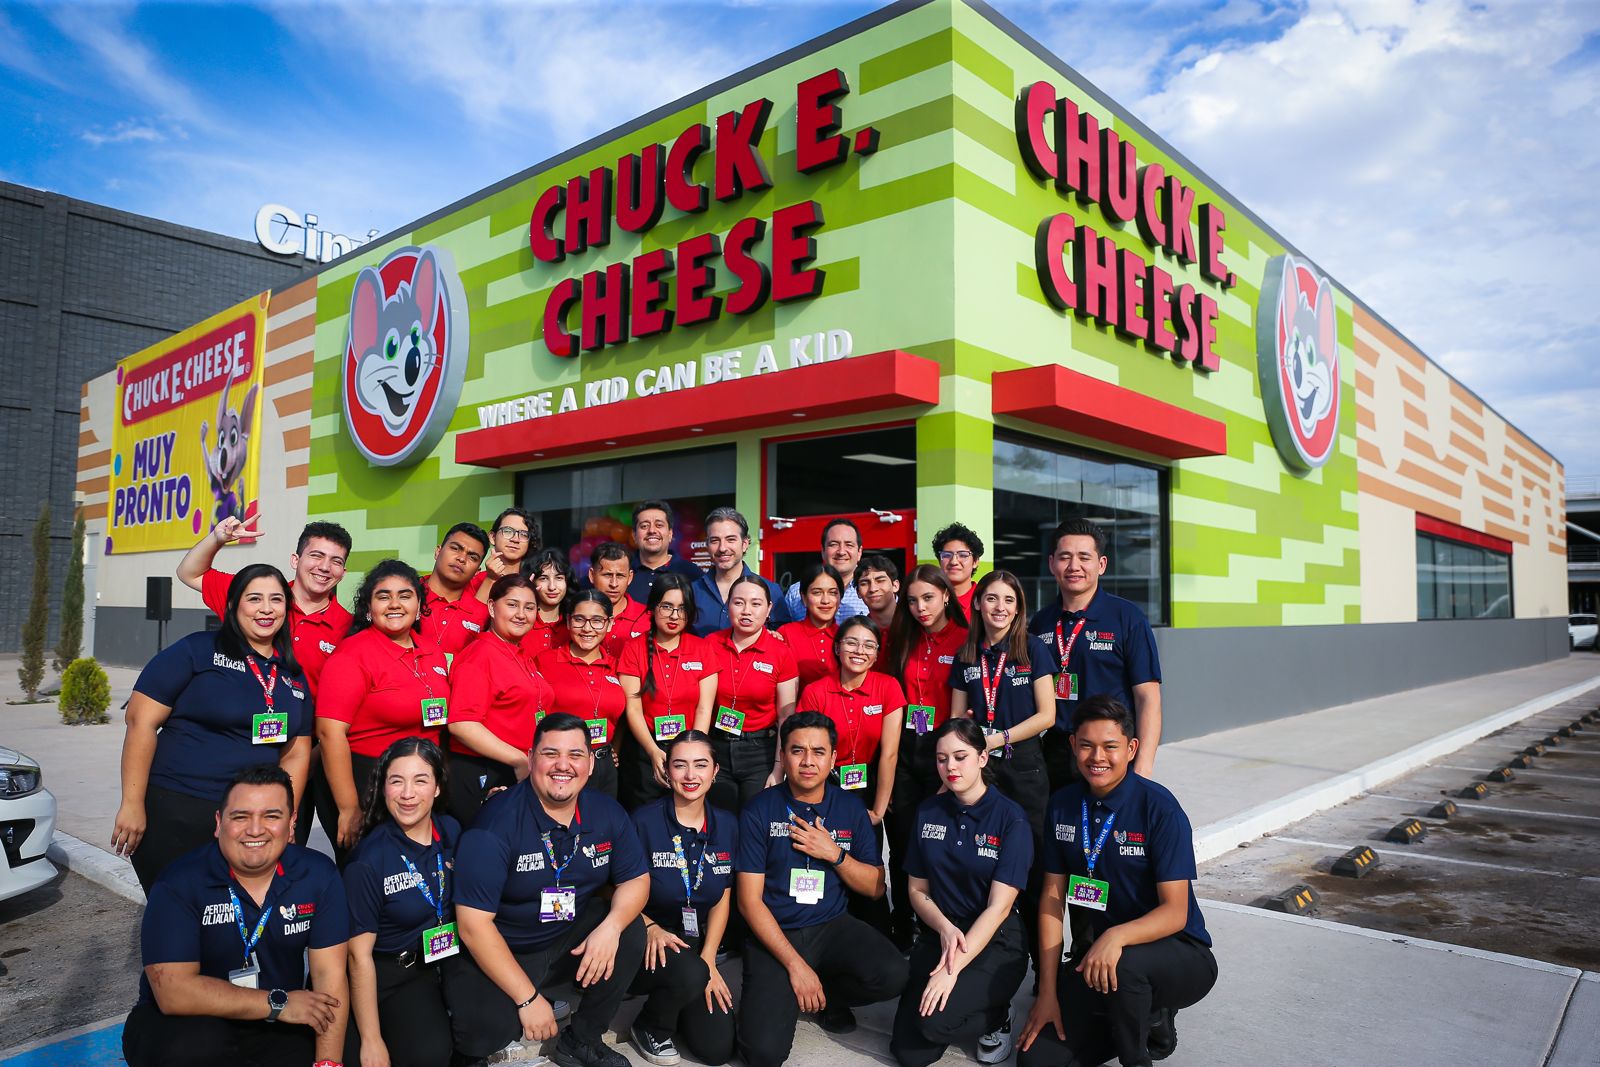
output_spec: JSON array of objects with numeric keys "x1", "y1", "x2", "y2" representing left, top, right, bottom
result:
[{"x1": 92, "y1": 607, "x2": 213, "y2": 668}]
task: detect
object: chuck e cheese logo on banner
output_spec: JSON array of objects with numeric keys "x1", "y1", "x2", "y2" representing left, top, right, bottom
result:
[
  {"x1": 342, "y1": 245, "x2": 470, "y2": 467},
  {"x1": 108, "y1": 293, "x2": 267, "y2": 554},
  {"x1": 1257, "y1": 255, "x2": 1340, "y2": 472}
]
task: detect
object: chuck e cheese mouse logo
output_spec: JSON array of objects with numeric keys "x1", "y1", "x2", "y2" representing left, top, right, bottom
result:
[
  {"x1": 1256, "y1": 254, "x2": 1340, "y2": 472},
  {"x1": 342, "y1": 245, "x2": 469, "y2": 467}
]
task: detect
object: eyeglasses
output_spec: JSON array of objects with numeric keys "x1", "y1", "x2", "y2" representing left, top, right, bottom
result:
[
  {"x1": 938, "y1": 550, "x2": 974, "y2": 562},
  {"x1": 840, "y1": 639, "x2": 879, "y2": 653},
  {"x1": 495, "y1": 527, "x2": 531, "y2": 541},
  {"x1": 656, "y1": 604, "x2": 687, "y2": 617},
  {"x1": 569, "y1": 616, "x2": 609, "y2": 631}
]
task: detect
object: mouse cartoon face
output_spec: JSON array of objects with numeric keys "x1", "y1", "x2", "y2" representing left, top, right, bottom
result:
[
  {"x1": 1281, "y1": 261, "x2": 1335, "y2": 440},
  {"x1": 1257, "y1": 254, "x2": 1340, "y2": 472},
  {"x1": 349, "y1": 248, "x2": 441, "y2": 437}
]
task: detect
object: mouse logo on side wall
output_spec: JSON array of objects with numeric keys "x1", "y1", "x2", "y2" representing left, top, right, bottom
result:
[
  {"x1": 201, "y1": 361, "x2": 258, "y2": 524},
  {"x1": 1256, "y1": 254, "x2": 1341, "y2": 472},
  {"x1": 341, "y1": 244, "x2": 469, "y2": 467}
]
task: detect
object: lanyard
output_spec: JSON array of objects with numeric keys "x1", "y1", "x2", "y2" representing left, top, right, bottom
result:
[
  {"x1": 721, "y1": 635, "x2": 757, "y2": 710},
  {"x1": 837, "y1": 683, "x2": 865, "y2": 764},
  {"x1": 668, "y1": 809, "x2": 711, "y2": 905},
  {"x1": 540, "y1": 807, "x2": 582, "y2": 887},
  {"x1": 399, "y1": 848, "x2": 447, "y2": 924},
  {"x1": 399, "y1": 642, "x2": 436, "y2": 698},
  {"x1": 571, "y1": 653, "x2": 608, "y2": 718},
  {"x1": 245, "y1": 658, "x2": 279, "y2": 712},
  {"x1": 978, "y1": 649, "x2": 1008, "y2": 726},
  {"x1": 785, "y1": 803, "x2": 820, "y2": 872},
  {"x1": 1056, "y1": 617, "x2": 1087, "y2": 674},
  {"x1": 1080, "y1": 800, "x2": 1117, "y2": 878},
  {"x1": 227, "y1": 885, "x2": 274, "y2": 967}
]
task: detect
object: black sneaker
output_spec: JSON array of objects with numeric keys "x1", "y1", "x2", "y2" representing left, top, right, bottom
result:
[
  {"x1": 818, "y1": 1003, "x2": 857, "y2": 1034},
  {"x1": 1148, "y1": 1007, "x2": 1177, "y2": 1060},
  {"x1": 629, "y1": 1021, "x2": 681, "y2": 1066},
  {"x1": 552, "y1": 1030, "x2": 629, "y2": 1067}
]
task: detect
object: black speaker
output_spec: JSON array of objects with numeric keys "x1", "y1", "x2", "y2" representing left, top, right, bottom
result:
[{"x1": 145, "y1": 576, "x2": 172, "y2": 622}]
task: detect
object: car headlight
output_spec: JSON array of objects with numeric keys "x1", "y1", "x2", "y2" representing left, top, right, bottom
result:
[{"x1": 0, "y1": 766, "x2": 42, "y2": 798}]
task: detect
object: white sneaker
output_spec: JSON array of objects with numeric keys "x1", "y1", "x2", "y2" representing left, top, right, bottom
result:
[
  {"x1": 486, "y1": 1039, "x2": 549, "y2": 1064},
  {"x1": 976, "y1": 1015, "x2": 1014, "y2": 1064}
]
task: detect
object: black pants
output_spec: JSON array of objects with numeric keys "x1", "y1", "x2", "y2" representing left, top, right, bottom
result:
[
  {"x1": 345, "y1": 952, "x2": 459, "y2": 1067},
  {"x1": 445, "y1": 896, "x2": 645, "y2": 1059},
  {"x1": 708, "y1": 728, "x2": 776, "y2": 814},
  {"x1": 131, "y1": 785, "x2": 221, "y2": 893},
  {"x1": 621, "y1": 737, "x2": 668, "y2": 809},
  {"x1": 841, "y1": 764, "x2": 893, "y2": 937},
  {"x1": 890, "y1": 912, "x2": 1028, "y2": 1067},
  {"x1": 311, "y1": 750, "x2": 379, "y2": 866},
  {"x1": 1044, "y1": 727, "x2": 1079, "y2": 795},
  {"x1": 122, "y1": 1001, "x2": 314, "y2": 1067},
  {"x1": 446, "y1": 749, "x2": 518, "y2": 827},
  {"x1": 886, "y1": 730, "x2": 939, "y2": 941},
  {"x1": 991, "y1": 737, "x2": 1048, "y2": 972},
  {"x1": 627, "y1": 932, "x2": 736, "y2": 1064},
  {"x1": 1017, "y1": 934, "x2": 1218, "y2": 1067},
  {"x1": 738, "y1": 912, "x2": 909, "y2": 1067}
]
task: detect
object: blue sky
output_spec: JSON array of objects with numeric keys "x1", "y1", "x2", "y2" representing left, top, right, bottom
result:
[{"x1": 3, "y1": 0, "x2": 1598, "y2": 485}]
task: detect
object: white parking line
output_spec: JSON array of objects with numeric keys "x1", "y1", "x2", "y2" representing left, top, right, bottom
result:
[
  {"x1": 1366, "y1": 793, "x2": 1600, "y2": 822},
  {"x1": 1268, "y1": 834, "x2": 1600, "y2": 882},
  {"x1": 1435, "y1": 765, "x2": 1600, "y2": 784}
]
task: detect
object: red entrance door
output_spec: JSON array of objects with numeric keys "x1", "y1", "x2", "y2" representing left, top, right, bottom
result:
[{"x1": 759, "y1": 509, "x2": 917, "y2": 590}]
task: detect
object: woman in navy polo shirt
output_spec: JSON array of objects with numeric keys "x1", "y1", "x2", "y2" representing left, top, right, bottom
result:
[
  {"x1": 448, "y1": 574, "x2": 555, "y2": 823},
  {"x1": 620, "y1": 574, "x2": 719, "y2": 808},
  {"x1": 114, "y1": 564, "x2": 313, "y2": 891},
  {"x1": 703, "y1": 575, "x2": 800, "y2": 814},
  {"x1": 344, "y1": 737, "x2": 462, "y2": 1067},
  {"x1": 522, "y1": 547, "x2": 573, "y2": 658},
  {"x1": 776, "y1": 562, "x2": 844, "y2": 695},
  {"x1": 626, "y1": 731, "x2": 738, "y2": 1066},
  {"x1": 533, "y1": 590, "x2": 626, "y2": 799},
  {"x1": 891, "y1": 718, "x2": 1032, "y2": 1067}
]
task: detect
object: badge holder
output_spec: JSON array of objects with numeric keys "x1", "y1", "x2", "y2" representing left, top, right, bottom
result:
[
  {"x1": 251, "y1": 712, "x2": 289, "y2": 745},
  {"x1": 421, "y1": 697, "x2": 449, "y2": 727},
  {"x1": 1057, "y1": 673, "x2": 1079, "y2": 701},
  {"x1": 838, "y1": 763, "x2": 868, "y2": 790},
  {"x1": 228, "y1": 953, "x2": 262, "y2": 989},
  {"x1": 906, "y1": 705, "x2": 933, "y2": 735},
  {"x1": 586, "y1": 718, "x2": 608, "y2": 746},
  {"x1": 653, "y1": 714, "x2": 686, "y2": 741},
  {"x1": 1066, "y1": 874, "x2": 1110, "y2": 911},
  {"x1": 681, "y1": 907, "x2": 700, "y2": 938},
  {"x1": 788, "y1": 868, "x2": 824, "y2": 905},
  {"x1": 422, "y1": 921, "x2": 461, "y2": 963},
  {"x1": 714, "y1": 706, "x2": 745, "y2": 736},
  {"x1": 540, "y1": 886, "x2": 577, "y2": 922}
]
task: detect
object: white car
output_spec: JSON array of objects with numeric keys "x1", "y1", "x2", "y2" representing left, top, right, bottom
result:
[
  {"x1": 0, "y1": 746, "x2": 57, "y2": 903},
  {"x1": 1573, "y1": 614, "x2": 1599, "y2": 651}
]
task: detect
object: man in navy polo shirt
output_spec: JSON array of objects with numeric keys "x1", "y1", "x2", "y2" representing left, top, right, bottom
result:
[
  {"x1": 736, "y1": 711, "x2": 909, "y2": 1067},
  {"x1": 451, "y1": 712, "x2": 649, "y2": 1067},
  {"x1": 1029, "y1": 519, "x2": 1162, "y2": 790},
  {"x1": 1018, "y1": 697, "x2": 1216, "y2": 1067},
  {"x1": 122, "y1": 764, "x2": 349, "y2": 1067},
  {"x1": 628, "y1": 500, "x2": 704, "y2": 604}
]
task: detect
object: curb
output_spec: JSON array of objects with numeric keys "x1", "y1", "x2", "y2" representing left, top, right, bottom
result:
[
  {"x1": 45, "y1": 830, "x2": 145, "y2": 906},
  {"x1": 1192, "y1": 671, "x2": 1600, "y2": 864}
]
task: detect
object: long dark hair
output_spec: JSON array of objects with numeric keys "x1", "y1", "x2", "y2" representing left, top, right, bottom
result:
[
  {"x1": 932, "y1": 717, "x2": 994, "y2": 785},
  {"x1": 641, "y1": 573, "x2": 696, "y2": 699},
  {"x1": 563, "y1": 588, "x2": 615, "y2": 622},
  {"x1": 888, "y1": 564, "x2": 967, "y2": 678},
  {"x1": 359, "y1": 736, "x2": 450, "y2": 839},
  {"x1": 529, "y1": 547, "x2": 575, "y2": 613},
  {"x1": 797, "y1": 561, "x2": 845, "y2": 623},
  {"x1": 959, "y1": 570, "x2": 1032, "y2": 670},
  {"x1": 348, "y1": 559, "x2": 426, "y2": 637},
  {"x1": 216, "y1": 564, "x2": 301, "y2": 676}
]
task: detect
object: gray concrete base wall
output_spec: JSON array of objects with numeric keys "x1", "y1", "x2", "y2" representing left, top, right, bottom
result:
[
  {"x1": 93, "y1": 607, "x2": 214, "y2": 668},
  {"x1": 1157, "y1": 616, "x2": 1573, "y2": 741}
]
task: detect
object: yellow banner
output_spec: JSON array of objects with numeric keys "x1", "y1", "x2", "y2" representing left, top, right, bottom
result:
[{"x1": 108, "y1": 292, "x2": 269, "y2": 554}]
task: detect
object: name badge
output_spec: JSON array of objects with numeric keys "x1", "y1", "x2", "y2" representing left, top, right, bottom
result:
[
  {"x1": 422, "y1": 921, "x2": 461, "y2": 963},
  {"x1": 682, "y1": 906, "x2": 700, "y2": 938},
  {"x1": 653, "y1": 714, "x2": 686, "y2": 741},
  {"x1": 586, "y1": 718, "x2": 609, "y2": 746},
  {"x1": 251, "y1": 712, "x2": 289, "y2": 745},
  {"x1": 1067, "y1": 874, "x2": 1110, "y2": 911},
  {"x1": 421, "y1": 697, "x2": 449, "y2": 727},
  {"x1": 906, "y1": 705, "x2": 934, "y2": 735},
  {"x1": 1057, "y1": 672, "x2": 1079, "y2": 701},
  {"x1": 228, "y1": 953, "x2": 261, "y2": 989},
  {"x1": 838, "y1": 763, "x2": 868, "y2": 790},
  {"x1": 540, "y1": 886, "x2": 577, "y2": 922},
  {"x1": 788, "y1": 868, "x2": 825, "y2": 905},
  {"x1": 683, "y1": 661, "x2": 704, "y2": 671},
  {"x1": 714, "y1": 706, "x2": 745, "y2": 736}
]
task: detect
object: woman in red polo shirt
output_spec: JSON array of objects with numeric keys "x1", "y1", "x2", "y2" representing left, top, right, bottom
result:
[
  {"x1": 317, "y1": 560, "x2": 450, "y2": 861},
  {"x1": 522, "y1": 547, "x2": 573, "y2": 657},
  {"x1": 446, "y1": 574, "x2": 554, "y2": 822},
  {"x1": 700, "y1": 575, "x2": 799, "y2": 813},
  {"x1": 776, "y1": 562, "x2": 844, "y2": 695},
  {"x1": 620, "y1": 574, "x2": 718, "y2": 808},
  {"x1": 532, "y1": 589, "x2": 627, "y2": 799},
  {"x1": 884, "y1": 564, "x2": 969, "y2": 948}
]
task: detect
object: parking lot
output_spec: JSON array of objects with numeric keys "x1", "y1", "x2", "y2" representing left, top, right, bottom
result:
[{"x1": 1199, "y1": 689, "x2": 1600, "y2": 970}]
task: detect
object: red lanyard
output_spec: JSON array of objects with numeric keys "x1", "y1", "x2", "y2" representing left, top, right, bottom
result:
[
  {"x1": 577, "y1": 659, "x2": 606, "y2": 717},
  {"x1": 838, "y1": 685, "x2": 863, "y2": 763},
  {"x1": 401, "y1": 644, "x2": 435, "y2": 698},
  {"x1": 978, "y1": 650, "x2": 1008, "y2": 726},
  {"x1": 246, "y1": 658, "x2": 278, "y2": 711},
  {"x1": 1056, "y1": 617, "x2": 1086, "y2": 672}
]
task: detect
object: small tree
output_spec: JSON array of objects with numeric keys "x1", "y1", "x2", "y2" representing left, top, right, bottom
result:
[
  {"x1": 59, "y1": 658, "x2": 110, "y2": 725},
  {"x1": 54, "y1": 511, "x2": 86, "y2": 673},
  {"x1": 18, "y1": 502, "x2": 50, "y2": 701}
]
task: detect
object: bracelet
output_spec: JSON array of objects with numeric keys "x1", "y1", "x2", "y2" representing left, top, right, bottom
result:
[
  {"x1": 1003, "y1": 729, "x2": 1013, "y2": 759},
  {"x1": 516, "y1": 992, "x2": 540, "y2": 1010},
  {"x1": 832, "y1": 844, "x2": 847, "y2": 867},
  {"x1": 313, "y1": 1061, "x2": 343, "y2": 1067}
]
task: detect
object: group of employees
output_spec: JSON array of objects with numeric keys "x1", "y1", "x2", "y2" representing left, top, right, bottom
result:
[{"x1": 113, "y1": 500, "x2": 1212, "y2": 1067}]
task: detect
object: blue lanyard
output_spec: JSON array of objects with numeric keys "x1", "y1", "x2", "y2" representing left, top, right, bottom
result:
[
  {"x1": 668, "y1": 809, "x2": 711, "y2": 906},
  {"x1": 1080, "y1": 800, "x2": 1117, "y2": 878},
  {"x1": 541, "y1": 829, "x2": 580, "y2": 886},
  {"x1": 227, "y1": 886, "x2": 273, "y2": 967},
  {"x1": 399, "y1": 849, "x2": 447, "y2": 924}
]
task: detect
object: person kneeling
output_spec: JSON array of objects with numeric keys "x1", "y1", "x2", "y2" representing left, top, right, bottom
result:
[
  {"x1": 122, "y1": 764, "x2": 348, "y2": 1067},
  {"x1": 1018, "y1": 697, "x2": 1217, "y2": 1067},
  {"x1": 450, "y1": 712, "x2": 649, "y2": 1067},
  {"x1": 735, "y1": 711, "x2": 910, "y2": 1067}
]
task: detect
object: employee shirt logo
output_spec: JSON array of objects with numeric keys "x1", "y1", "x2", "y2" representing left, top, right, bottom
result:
[
  {"x1": 515, "y1": 852, "x2": 546, "y2": 872},
  {"x1": 920, "y1": 824, "x2": 947, "y2": 841},
  {"x1": 342, "y1": 244, "x2": 469, "y2": 468},
  {"x1": 319, "y1": 640, "x2": 336, "y2": 654},
  {"x1": 278, "y1": 902, "x2": 315, "y2": 920},
  {"x1": 1055, "y1": 824, "x2": 1076, "y2": 843},
  {"x1": 1257, "y1": 254, "x2": 1339, "y2": 472},
  {"x1": 752, "y1": 661, "x2": 774, "y2": 674},
  {"x1": 202, "y1": 902, "x2": 233, "y2": 926}
]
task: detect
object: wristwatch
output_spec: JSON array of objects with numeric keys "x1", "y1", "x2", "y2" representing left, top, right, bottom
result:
[{"x1": 266, "y1": 988, "x2": 289, "y2": 1022}]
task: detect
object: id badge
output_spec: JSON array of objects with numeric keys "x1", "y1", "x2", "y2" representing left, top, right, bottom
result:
[
  {"x1": 422, "y1": 921, "x2": 461, "y2": 963},
  {"x1": 906, "y1": 705, "x2": 933, "y2": 735},
  {"x1": 788, "y1": 868, "x2": 825, "y2": 905},
  {"x1": 586, "y1": 718, "x2": 609, "y2": 746},
  {"x1": 1056, "y1": 672, "x2": 1079, "y2": 701},
  {"x1": 714, "y1": 706, "x2": 745, "y2": 736},
  {"x1": 251, "y1": 712, "x2": 289, "y2": 745},
  {"x1": 540, "y1": 886, "x2": 577, "y2": 922},
  {"x1": 1067, "y1": 874, "x2": 1110, "y2": 911},
  {"x1": 681, "y1": 906, "x2": 700, "y2": 938},
  {"x1": 838, "y1": 763, "x2": 868, "y2": 790},
  {"x1": 421, "y1": 697, "x2": 449, "y2": 727},
  {"x1": 228, "y1": 953, "x2": 261, "y2": 989},
  {"x1": 653, "y1": 714, "x2": 686, "y2": 741}
]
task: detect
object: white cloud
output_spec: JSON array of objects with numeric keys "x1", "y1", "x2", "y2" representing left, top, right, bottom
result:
[
  {"x1": 81, "y1": 120, "x2": 167, "y2": 146},
  {"x1": 47, "y1": 5, "x2": 214, "y2": 130},
  {"x1": 0, "y1": 8, "x2": 63, "y2": 88}
]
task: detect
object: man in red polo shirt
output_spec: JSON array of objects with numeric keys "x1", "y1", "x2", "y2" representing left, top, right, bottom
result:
[
  {"x1": 177, "y1": 514, "x2": 354, "y2": 693},
  {"x1": 419, "y1": 522, "x2": 491, "y2": 655},
  {"x1": 589, "y1": 541, "x2": 651, "y2": 657}
]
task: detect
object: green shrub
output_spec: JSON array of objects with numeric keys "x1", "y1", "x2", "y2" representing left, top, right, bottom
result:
[{"x1": 59, "y1": 658, "x2": 111, "y2": 725}]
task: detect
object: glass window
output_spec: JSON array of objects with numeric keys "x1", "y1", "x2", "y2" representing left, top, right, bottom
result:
[
  {"x1": 993, "y1": 434, "x2": 1167, "y2": 624},
  {"x1": 1415, "y1": 530, "x2": 1511, "y2": 620}
]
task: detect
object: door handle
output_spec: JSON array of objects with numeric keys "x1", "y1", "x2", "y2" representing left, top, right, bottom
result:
[
  {"x1": 869, "y1": 509, "x2": 904, "y2": 524},
  {"x1": 768, "y1": 516, "x2": 797, "y2": 531}
]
